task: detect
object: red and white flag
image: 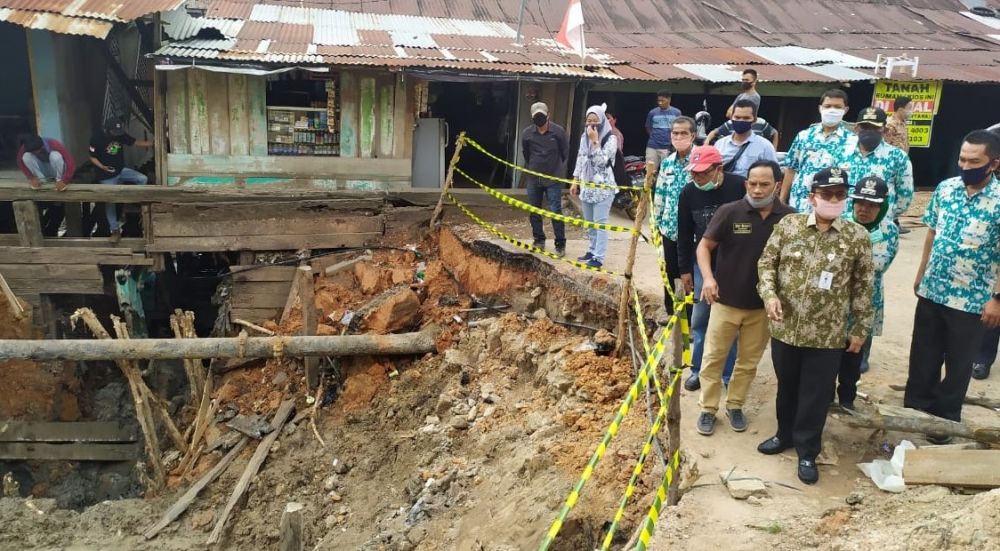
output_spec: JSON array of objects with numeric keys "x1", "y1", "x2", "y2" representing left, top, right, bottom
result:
[{"x1": 556, "y1": 0, "x2": 586, "y2": 61}]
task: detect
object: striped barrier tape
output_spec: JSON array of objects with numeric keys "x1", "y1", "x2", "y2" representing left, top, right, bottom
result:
[
  {"x1": 538, "y1": 312, "x2": 680, "y2": 551},
  {"x1": 634, "y1": 448, "x2": 683, "y2": 551},
  {"x1": 463, "y1": 135, "x2": 646, "y2": 192},
  {"x1": 600, "y1": 369, "x2": 682, "y2": 550},
  {"x1": 446, "y1": 193, "x2": 625, "y2": 277},
  {"x1": 454, "y1": 167, "x2": 637, "y2": 234}
]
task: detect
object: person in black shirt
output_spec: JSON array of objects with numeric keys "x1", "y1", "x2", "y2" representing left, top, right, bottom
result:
[
  {"x1": 89, "y1": 120, "x2": 153, "y2": 242},
  {"x1": 676, "y1": 146, "x2": 745, "y2": 392},
  {"x1": 694, "y1": 160, "x2": 796, "y2": 436},
  {"x1": 521, "y1": 102, "x2": 569, "y2": 256}
]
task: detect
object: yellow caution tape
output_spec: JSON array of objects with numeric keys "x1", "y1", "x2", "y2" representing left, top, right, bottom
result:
[
  {"x1": 454, "y1": 167, "x2": 638, "y2": 234},
  {"x1": 634, "y1": 448, "x2": 683, "y2": 551},
  {"x1": 464, "y1": 135, "x2": 646, "y2": 192},
  {"x1": 446, "y1": 193, "x2": 624, "y2": 277}
]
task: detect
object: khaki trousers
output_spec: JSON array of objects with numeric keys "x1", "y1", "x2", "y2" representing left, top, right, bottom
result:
[{"x1": 698, "y1": 303, "x2": 770, "y2": 414}]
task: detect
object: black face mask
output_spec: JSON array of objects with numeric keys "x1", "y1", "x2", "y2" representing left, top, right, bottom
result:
[
  {"x1": 533, "y1": 113, "x2": 548, "y2": 127},
  {"x1": 741, "y1": 81, "x2": 753, "y2": 90},
  {"x1": 858, "y1": 130, "x2": 882, "y2": 151}
]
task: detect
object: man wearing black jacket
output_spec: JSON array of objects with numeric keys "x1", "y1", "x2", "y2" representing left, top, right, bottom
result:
[{"x1": 677, "y1": 145, "x2": 746, "y2": 391}]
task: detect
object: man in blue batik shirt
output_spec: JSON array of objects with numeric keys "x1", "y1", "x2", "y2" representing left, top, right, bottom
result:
[{"x1": 905, "y1": 130, "x2": 1000, "y2": 441}]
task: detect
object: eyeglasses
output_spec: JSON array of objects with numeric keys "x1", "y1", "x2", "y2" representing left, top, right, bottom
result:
[{"x1": 815, "y1": 189, "x2": 848, "y2": 201}]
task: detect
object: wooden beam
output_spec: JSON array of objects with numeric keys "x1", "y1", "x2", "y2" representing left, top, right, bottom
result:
[
  {"x1": 0, "y1": 181, "x2": 390, "y2": 203},
  {"x1": 0, "y1": 421, "x2": 136, "y2": 443},
  {"x1": 231, "y1": 265, "x2": 298, "y2": 283},
  {"x1": 5, "y1": 278, "x2": 106, "y2": 295},
  {"x1": 278, "y1": 502, "x2": 305, "y2": 551},
  {"x1": 143, "y1": 436, "x2": 249, "y2": 540},
  {"x1": 230, "y1": 307, "x2": 283, "y2": 323},
  {"x1": 0, "y1": 330, "x2": 439, "y2": 361},
  {"x1": 153, "y1": 67, "x2": 167, "y2": 186},
  {"x1": 207, "y1": 400, "x2": 295, "y2": 545},
  {"x1": 166, "y1": 154, "x2": 411, "y2": 179},
  {"x1": 300, "y1": 266, "x2": 319, "y2": 389},
  {"x1": 0, "y1": 247, "x2": 151, "y2": 265},
  {"x1": 0, "y1": 272, "x2": 25, "y2": 319},
  {"x1": 904, "y1": 448, "x2": 1000, "y2": 488},
  {"x1": 837, "y1": 404, "x2": 1000, "y2": 445},
  {"x1": 147, "y1": 233, "x2": 380, "y2": 253},
  {"x1": 0, "y1": 442, "x2": 139, "y2": 461},
  {"x1": 13, "y1": 201, "x2": 43, "y2": 247},
  {"x1": 0, "y1": 264, "x2": 102, "y2": 281},
  {"x1": 888, "y1": 383, "x2": 1000, "y2": 410}
]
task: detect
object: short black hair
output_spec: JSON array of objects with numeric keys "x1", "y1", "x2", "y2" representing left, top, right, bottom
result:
[
  {"x1": 894, "y1": 96, "x2": 912, "y2": 111},
  {"x1": 672, "y1": 115, "x2": 696, "y2": 134},
  {"x1": 964, "y1": 129, "x2": 1000, "y2": 159},
  {"x1": 732, "y1": 98, "x2": 758, "y2": 117},
  {"x1": 657, "y1": 89, "x2": 672, "y2": 99},
  {"x1": 21, "y1": 134, "x2": 44, "y2": 152},
  {"x1": 820, "y1": 88, "x2": 849, "y2": 105},
  {"x1": 742, "y1": 68, "x2": 758, "y2": 79},
  {"x1": 747, "y1": 160, "x2": 782, "y2": 182}
]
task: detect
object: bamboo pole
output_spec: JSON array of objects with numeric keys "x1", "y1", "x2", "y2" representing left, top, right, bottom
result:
[
  {"x1": 667, "y1": 280, "x2": 685, "y2": 507},
  {"x1": 429, "y1": 131, "x2": 466, "y2": 229},
  {"x1": 614, "y1": 181, "x2": 651, "y2": 357},
  {"x1": 0, "y1": 331, "x2": 439, "y2": 362}
]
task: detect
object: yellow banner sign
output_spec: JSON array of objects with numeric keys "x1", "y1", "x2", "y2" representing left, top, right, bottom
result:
[{"x1": 872, "y1": 80, "x2": 943, "y2": 148}]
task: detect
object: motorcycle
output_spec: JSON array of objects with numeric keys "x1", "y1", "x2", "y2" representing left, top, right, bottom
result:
[{"x1": 613, "y1": 155, "x2": 646, "y2": 220}]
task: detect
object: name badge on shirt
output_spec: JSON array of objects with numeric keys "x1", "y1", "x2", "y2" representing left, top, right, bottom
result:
[
  {"x1": 733, "y1": 222, "x2": 752, "y2": 235},
  {"x1": 818, "y1": 271, "x2": 834, "y2": 291}
]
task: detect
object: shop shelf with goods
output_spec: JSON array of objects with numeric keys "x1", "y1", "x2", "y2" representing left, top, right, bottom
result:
[{"x1": 266, "y1": 106, "x2": 340, "y2": 156}]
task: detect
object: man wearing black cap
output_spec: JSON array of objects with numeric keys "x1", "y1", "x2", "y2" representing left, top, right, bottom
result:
[
  {"x1": 844, "y1": 107, "x2": 913, "y2": 235},
  {"x1": 89, "y1": 120, "x2": 153, "y2": 243},
  {"x1": 835, "y1": 176, "x2": 899, "y2": 410},
  {"x1": 521, "y1": 101, "x2": 569, "y2": 256},
  {"x1": 756, "y1": 167, "x2": 874, "y2": 484}
]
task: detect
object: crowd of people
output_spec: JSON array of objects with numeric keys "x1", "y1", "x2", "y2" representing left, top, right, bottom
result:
[{"x1": 522, "y1": 81, "x2": 1000, "y2": 486}]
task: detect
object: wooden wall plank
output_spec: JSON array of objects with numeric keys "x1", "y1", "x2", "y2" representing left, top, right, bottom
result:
[
  {"x1": 339, "y1": 72, "x2": 359, "y2": 158},
  {"x1": 204, "y1": 71, "x2": 231, "y2": 155},
  {"x1": 147, "y1": 232, "x2": 380, "y2": 253},
  {"x1": 13, "y1": 201, "x2": 42, "y2": 247},
  {"x1": 227, "y1": 74, "x2": 250, "y2": 156},
  {"x1": 6, "y1": 279, "x2": 105, "y2": 295},
  {"x1": 231, "y1": 265, "x2": 298, "y2": 283},
  {"x1": 166, "y1": 71, "x2": 189, "y2": 154},
  {"x1": 359, "y1": 76, "x2": 376, "y2": 159},
  {"x1": 151, "y1": 213, "x2": 383, "y2": 238},
  {"x1": 0, "y1": 264, "x2": 102, "y2": 280},
  {"x1": 230, "y1": 307, "x2": 282, "y2": 323},
  {"x1": 904, "y1": 449, "x2": 1000, "y2": 488},
  {"x1": 187, "y1": 69, "x2": 211, "y2": 155},
  {"x1": 392, "y1": 74, "x2": 408, "y2": 159},
  {"x1": 0, "y1": 421, "x2": 136, "y2": 443},
  {"x1": 166, "y1": 155, "x2": 411, "y2": 179},
  {"x1": 378, "y1": 76, "x2": 395, "y2": 158},
  {"x1": 247, "y1": 76, "x2": 269, "y2": 156},
  {"x1": 0, "y1": 248, "x2": 143, "y2": 265}
]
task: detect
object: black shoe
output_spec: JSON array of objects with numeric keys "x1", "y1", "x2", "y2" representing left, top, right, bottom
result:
[
  {"x1": 586, "y1": 258, "x2": 603, "y2": 268},
  {"x1": 927, "y1": 434, "x2": 953, "y2": 445},
  {"x1": 577, "y1": 252, "x2": 593, "y2": 262},
  {"x1": 696, "y1": 412, "x2": 716, "y2": 436},
  {"x1": 554, "y1": 247, "x2": 566, "y2": 258},
  {"x1": 757, "y1": 436, "x2": 791, "y2": 455},
  {"x1": 726, "y1": 409, "x2": 748, "y2": 432},
  {"x1": 798, "y1": 458, "x2": 819, "y2": 484},
  {"x1": 683, "y1": 373, "x2": 700, "y2": 391},
  {"x1": 972, "y1": 363, "x2": 991, "y2": 380},
  {"x1": 532, "y1": 240, "x2": 545, "y2": 250}
]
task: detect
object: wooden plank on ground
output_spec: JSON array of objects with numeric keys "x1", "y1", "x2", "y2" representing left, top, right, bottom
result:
[
  {"x1": 227, "y1": 73, "x2": 250, "y2": 156},
  {"x1": 0, "y1": 264, "x2": 102, "y2": 281},
  {"x1": 904, "y1": 448, "x2": 1000, "y2": 488},
  {"x1": 166, "y1": 71, "x2": 190, "y2": 154},
  {"x1": 230, "y1": 307, "x2": 282, "y2": 323},
  {"x1": 230, "y1": 265, "x2": 298, "y2": 283},
  {"x1": 0, "y1": 421, "x2": 136, "y2": 443},
  {"x1": 0, "y1": 441, "x2": 139, "y2": 461},
  {"x1": 147, "y1": 233, "x2": 381, "y2": 253}
]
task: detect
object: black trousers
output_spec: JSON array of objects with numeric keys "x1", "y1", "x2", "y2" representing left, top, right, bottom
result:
[
  {"x1": 836, "y1": 336, "x2": 872, "y2": 405},
  {"x1": 904, "y1": 297, "x2": 985, "y2": 421},
  {"x1": 771, "y1": 338, "x2": 842, "y2": 460},
  {"x1": 661, "y1": 237, "x2": 682, "y2": 310}
]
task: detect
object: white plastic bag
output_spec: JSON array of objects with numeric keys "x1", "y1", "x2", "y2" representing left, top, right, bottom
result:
[{"x1": 857, "y1": 440, "x2": 915, "y2": 493}]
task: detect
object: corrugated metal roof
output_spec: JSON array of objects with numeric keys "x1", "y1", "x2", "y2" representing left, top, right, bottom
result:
[
  {"x1": 0, "y1": 6, "x2": 113, "y2": 37},
  {"x1": 743, "y1": 46, "x2": 876, "y2": 68},
  {"x1": 161, "y1": 8, "x2": 244, "y2": 40},
  {"x1": 0, "y1": 0, "x2": 184, "y2": 22}
]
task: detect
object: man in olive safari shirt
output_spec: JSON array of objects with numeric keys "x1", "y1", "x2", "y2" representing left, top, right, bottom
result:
[{"x1": 755, "y1": 167, "x2": 875, "y2": 485}]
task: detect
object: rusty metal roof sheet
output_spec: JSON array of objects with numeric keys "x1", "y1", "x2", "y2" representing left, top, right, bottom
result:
[
  {"x1": 0, "y1": 0, "x2": 184, "y2": 22},
  {"x1": 0, "y1": 6, "x2": 113, "y2": 37}
]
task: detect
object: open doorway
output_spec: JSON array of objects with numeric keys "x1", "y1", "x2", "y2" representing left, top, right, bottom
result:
[{"x1": 0, "y1": 23, "x2": 35, "y2": 233}]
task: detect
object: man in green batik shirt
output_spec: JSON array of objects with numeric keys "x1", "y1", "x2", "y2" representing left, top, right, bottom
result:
[{"x1": 755, "y1": 167, "x2": 874, "y2": 485}]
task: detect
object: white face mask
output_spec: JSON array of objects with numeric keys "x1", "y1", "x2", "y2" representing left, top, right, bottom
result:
[{"x1": 820, "y1": 108, "x2": 846, "y2": 127}]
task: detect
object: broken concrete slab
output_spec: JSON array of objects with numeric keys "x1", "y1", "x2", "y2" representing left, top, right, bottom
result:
[
  {"x1": 718, "y1": 472, "x2": 769, "y2": 500},
  {"x1": 357, "y1": 285, "x2": 422, "y2": 334},
  {"x1": 226, "y1": 414, "x2": 274, "y2": 439}
]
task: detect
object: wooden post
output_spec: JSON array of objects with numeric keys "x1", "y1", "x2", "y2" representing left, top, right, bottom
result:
[
  {"x1": 429, "y1": 131, "x2": 466, "y2": 229},
  {"x1": 278, "y1": 502, "x2": 305, "y2": 551},
  {"x1": 279, "y1": 269, "x2": 305, "y2": 326},
  {"x1": 614, "y1": 182, "x2": 651, "y2": 357},
  {"x1": 13, "y1": 201, "x2": 43, "y2": 247},
  {"x1": 299, "y1": 266, "x2": 319, "y2": 390},
  {"x1": 667, "y1": 280, "x2": 684, "y2": 506},
  {"x1": 0, "y1": 272, "x2": 25, "y2": 320}
]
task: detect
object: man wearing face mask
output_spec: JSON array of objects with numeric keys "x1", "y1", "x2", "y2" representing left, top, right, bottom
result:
[
  {"x1": 714, "y1": 99, "x2": 778, "y2": 178},
  {"x1": 654, "y1": 116, "x2": 698, "y2": 310},
  {"x1": 676, "y1": 146, "x2": 744, "y2": 392},
  {"x1": 757, "y1": 167, "x2": 874, "y2": 484},
  {"x1": 694, "y1": 160, "x2": 795, "y2": 436},
  {"x1": 884, "y1": 96, "x2": 911, "y2": 153},
  {"x1": 521, "y1": 102, "x2": 569, "y2": 256},
  {"x1": 844, "y1": 108, "x2": 913, "y2": 230},
  {"x1": 780, "y1": 90, "x2": 858, "y2": 213},
  {"x1": 835, "y1": 176, "x2": 899, "y2": 410},
  {"x1": 905, "y1": 130, "x2": 1000, "y2": 441}
]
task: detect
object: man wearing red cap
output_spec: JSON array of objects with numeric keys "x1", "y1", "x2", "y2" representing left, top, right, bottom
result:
[{"x1": 676, "y1": 145, "x2": 745, "y2": 393}]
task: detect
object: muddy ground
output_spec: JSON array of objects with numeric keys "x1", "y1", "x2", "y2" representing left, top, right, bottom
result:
[{"x1": 1, "y1": 191, "x2": 998, "y2": 550}]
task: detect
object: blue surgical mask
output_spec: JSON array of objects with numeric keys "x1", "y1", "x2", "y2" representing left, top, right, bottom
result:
[{"x1": 731, "y1": 120, "x2": 753, "y2": 135}]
